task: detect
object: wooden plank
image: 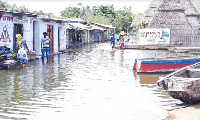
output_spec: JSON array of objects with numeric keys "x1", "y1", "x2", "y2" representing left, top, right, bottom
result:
[{"x1": 170, "y1": 29, "x2": 200, "y2": 47}]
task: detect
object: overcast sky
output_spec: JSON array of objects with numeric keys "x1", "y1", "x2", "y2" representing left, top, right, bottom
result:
[{"x1": 1, "y1": 0, "x2": 152, "y2": 16}]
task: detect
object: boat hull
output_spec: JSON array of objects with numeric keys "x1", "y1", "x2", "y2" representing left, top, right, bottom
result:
[
  {"x1": 168, "y1": 91, "x2": 200, "y2": 103},
  {"x1": 133, "y1": 58, "x2": 200, "y2": 73},
  {"x1": 167, "y1": 78, "x2": 200, "y2": 102},
  {"x1": 138, "y1": 63, "x2": 192, "y2": 73},
  {"x1": 157, "y1": 62, "x2": 200, "y2": 103}
]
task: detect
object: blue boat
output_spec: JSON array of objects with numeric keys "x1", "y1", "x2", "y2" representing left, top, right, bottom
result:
[{"x1": 133, "y1": 56, "x2": 200, "y2": 73}]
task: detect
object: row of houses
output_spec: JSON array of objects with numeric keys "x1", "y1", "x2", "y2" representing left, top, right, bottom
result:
[{"x1": 0, "y1": 9, "x2": 115, "y2": 56}]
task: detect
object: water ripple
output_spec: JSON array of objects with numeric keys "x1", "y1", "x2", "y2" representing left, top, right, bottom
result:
[{"x1": 0, "y1": 42, "x2": 179, "y2": 120}]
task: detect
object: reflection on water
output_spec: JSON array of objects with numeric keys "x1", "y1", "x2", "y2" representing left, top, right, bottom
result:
[
  {"x1": 138, "y1": 74, "x2": 160, "y2": 84},
  {"x1": 0, "y1": 42, "x2": 183, "y2": 120},
  {"x1": 133, "y1": 70, "x2": 166, "y2": 84}
]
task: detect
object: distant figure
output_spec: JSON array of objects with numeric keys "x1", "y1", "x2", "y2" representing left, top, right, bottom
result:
[
  {"x1": 119, "y1": 35, "x2": 124, "y2": 50},
  {"x1": 127, "y1": 33, "x2": 130, "y2": 41},
  {"x1": 16, "y1": 34, "x2": 29, "y2": 70},
  {"x1": 110, "y1": 35, "x2": 115, "y2": 48},
  {"x1": 116, "y1": 34, "x2": 120, "y2": 42},
  {"x1": 41, "y1": 32, "x2": 50, "y2": 58},
  {"x1": 72, "y1": 32, "x2": 75, "y2": 44}
]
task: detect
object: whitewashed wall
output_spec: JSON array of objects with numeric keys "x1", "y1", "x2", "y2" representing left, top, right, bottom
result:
[
  {"x1": 139, "y1": 29, "x2": 170, "y2": 44},
  {"x1": 34, "y1": 20, "x2": 42, "y2": 55},
  {"x1": 35, "y1": 19, "x2": 48, "y2": 55},
  {"x1": 59, "y1": 26, "x2": 66, "y2": 51},
  {"x1": 65, "y1": 23, "x2": 70, "y2": 48},
  {"x1": 89, "y1": 31, "x2": 94, "y2": 43},
  {"x1": 0, "y1": 13, "x2": 13, "y2": 48},
  {"x1": 53, "y1": 23, "x2": 59, "y2": 54},
  {"x1": 14, "y1": 15, "x2": 34, "y2": 51},
  {"x1": 34, "y1": 19, "x2": 65, "y2": 55},
  {"x1": 84, "y1": 30, "x2": 88, "y2": 44}
]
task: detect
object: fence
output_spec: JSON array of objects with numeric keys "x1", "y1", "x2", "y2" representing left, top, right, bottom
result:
[{"x1": 170, "y1": 29, "x2": 200, "y2": 47}]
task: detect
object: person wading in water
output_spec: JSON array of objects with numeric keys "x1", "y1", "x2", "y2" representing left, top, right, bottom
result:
[
  {"x1": 119, "y1": 34, "x2": 124, "y2": 50},
  {"x1": 41, "y1": 32, "x2": 50, "y2": 59},
  {"x1": 16, "y1": 34, "x2": 29, "y2": 70}
]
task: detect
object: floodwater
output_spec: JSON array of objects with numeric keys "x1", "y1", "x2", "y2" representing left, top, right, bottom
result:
[{"x1": 0, "y1": 42, "x2": 186, "y2": 120}]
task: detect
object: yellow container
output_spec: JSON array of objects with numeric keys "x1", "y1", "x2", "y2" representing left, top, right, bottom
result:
[{"x1": 120, "y1": 31, "x2": 124, "y2": 35}]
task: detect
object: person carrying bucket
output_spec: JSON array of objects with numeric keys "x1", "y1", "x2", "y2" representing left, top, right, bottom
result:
[{"x1": 16, "y1": 34, "x2": 29, "y2": 70}]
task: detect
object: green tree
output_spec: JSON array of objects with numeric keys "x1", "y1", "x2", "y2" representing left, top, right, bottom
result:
[
  {"x1": 92, "y1": 5, "x2": 116, "y2": 21},
  {"x1": 112, "y1": 6, "x2": 133, "y2": 33},
  {"x1": 7, "y1": 4, "x2": 17, "y2": 10},
  {"x1": 87, "y1": 14, "x2": 110, "y2": 24},
  {"x1": 33, "y1": 10, "x2": 45, "y2": 15},
  {"x1": 16, "y1": 5, "x2": 29, "y2": 13},
  {"x1": 77, "y1": 3, "x2": 92, "y2": 21},
  {"x1": 0, "y1": 1, "x2": 29, "y2": 13},
  {"x1": 60, "y1": 4, "x2": 134, "y2": 34},
  {"x1": 0, "y1": 1, "x2": 8, "y2": 9},
  {"x1": 60, "y1": 3, "x2": 92, "y2": 21},
  {"x1": 60, "y1": 7, "x2": 80, "y2": 18},
  {"x1": 138, "y1": 20, "x2": 148, "y2": 28}
]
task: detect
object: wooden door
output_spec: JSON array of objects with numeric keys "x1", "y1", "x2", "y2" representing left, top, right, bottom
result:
[
  {"x1": 47, "y1": 25, "x2": 54, "y2": 53},
  {"x1": 33, "y1": 21, "x2": 35, "y2": 51},
  {"x1": 58, "y1": 26, "x2": 60, "y2": 51}
]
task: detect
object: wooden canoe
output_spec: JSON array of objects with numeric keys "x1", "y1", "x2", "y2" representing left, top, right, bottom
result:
[{"x1": 157, "y1": 62, "x2": 200, "y2": 103}]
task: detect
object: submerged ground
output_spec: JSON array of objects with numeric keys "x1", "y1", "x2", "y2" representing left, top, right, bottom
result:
[{"x1": 0, "y1": 42, "x2": 197, "y2": 120}]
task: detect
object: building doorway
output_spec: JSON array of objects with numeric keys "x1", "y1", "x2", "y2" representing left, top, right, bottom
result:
[
  {"x1": 58, "y1": 26, "x2": 60, "y2": 51},
  {"x1": 33, "y1": 21, "x2": 36, "y2": 51},
  {"x1": 13, "y1": 24, "x2": 23, "y2": 53},
  {"x1": 47, "y1": 25, "x2": 53, "y2": 53}
]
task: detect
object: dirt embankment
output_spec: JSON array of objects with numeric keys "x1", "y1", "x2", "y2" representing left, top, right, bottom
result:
[{"x1": 166, "y1": 102, "x2": 200, "y2": 120}]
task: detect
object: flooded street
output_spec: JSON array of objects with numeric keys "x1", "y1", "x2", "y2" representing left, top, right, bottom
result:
[{"x1": 0, "y1": 42, "x2": 185, "y2": 120}]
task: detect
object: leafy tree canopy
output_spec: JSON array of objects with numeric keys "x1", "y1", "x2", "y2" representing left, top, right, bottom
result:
[
  {"x1": 61, "y1": 4, "x2": 135, "y2": 34},
  {"x1": 0, "y1": 1, "x2": 137, "y2": 34}
]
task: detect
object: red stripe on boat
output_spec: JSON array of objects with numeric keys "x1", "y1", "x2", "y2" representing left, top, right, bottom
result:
[{"x1": 139, "y1": 63, "x2": 192, "y2": 72}]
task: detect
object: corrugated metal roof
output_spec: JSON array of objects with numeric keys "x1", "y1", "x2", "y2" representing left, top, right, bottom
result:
[
  {"x1": 68, "y1": 23, "x2": 92, "y2": 30},
  {"x1": 92, "y1": 23, "x2": 116, "y2": 29},
  {"x1": 90, "y1": 25, "x2": 106, "y2": 31}
]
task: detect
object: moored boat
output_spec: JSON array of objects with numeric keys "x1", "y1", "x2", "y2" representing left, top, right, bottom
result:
[
  {"x1": 157, "y1": 62, "x2": 200, "y2": 103},
  {"x1": 133, "y1": 56, "x2": 200, "y2": 73}
]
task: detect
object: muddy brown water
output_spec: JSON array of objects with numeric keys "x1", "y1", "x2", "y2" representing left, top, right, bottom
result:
[{"x1": 0, "y1": 42, "x2": 190, "y2": 120}]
